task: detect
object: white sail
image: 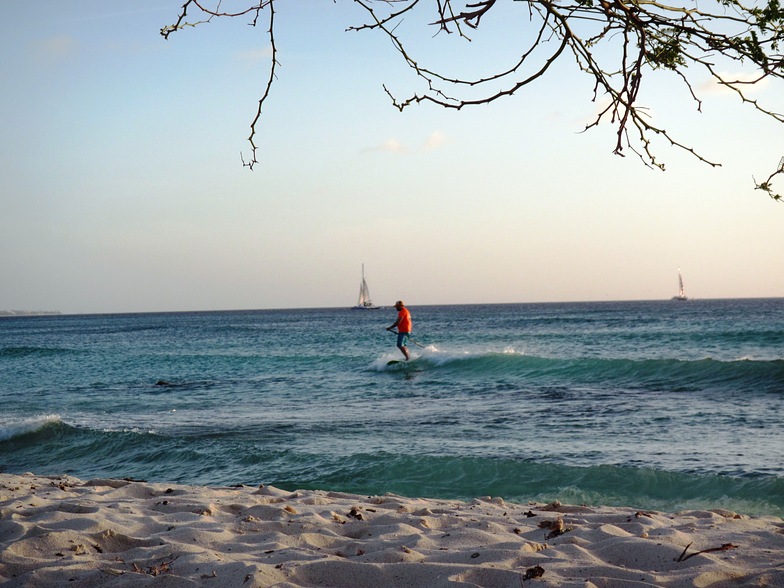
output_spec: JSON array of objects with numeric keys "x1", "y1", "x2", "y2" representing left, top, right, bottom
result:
[
  {"x1": 357, "y1": 275, "x2": 371, "y2": 306},
  {"x1": 672, "y1": 270, "x2": 689, "y2": 301},
  {"x1": 352, "y1": 265, "x2": 380, "y2": 309}
]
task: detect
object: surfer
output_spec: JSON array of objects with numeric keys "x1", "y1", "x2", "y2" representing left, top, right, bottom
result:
[{"x1": 386, "y1": 300, "x2": 412, "y2": 360}]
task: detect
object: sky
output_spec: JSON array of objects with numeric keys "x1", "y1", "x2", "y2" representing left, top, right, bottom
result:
[{"x1": 1, "y1": 0, "x2": 783, "y2": 314}]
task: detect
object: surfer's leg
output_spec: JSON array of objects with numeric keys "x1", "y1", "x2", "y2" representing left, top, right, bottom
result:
[{"x1": 397, "y1": 332, "x2": 411, "y2": 360}]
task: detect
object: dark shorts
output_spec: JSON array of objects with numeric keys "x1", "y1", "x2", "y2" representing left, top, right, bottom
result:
[{"x1": 397, "y1": 332, "x2": 410, "y2": 347}]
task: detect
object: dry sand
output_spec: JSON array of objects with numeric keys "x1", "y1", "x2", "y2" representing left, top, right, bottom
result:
[{"x1": 1, "y1": 473, "x2": 782, "y2": 587}]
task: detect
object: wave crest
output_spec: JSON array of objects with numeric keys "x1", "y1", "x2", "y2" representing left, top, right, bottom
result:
[
  {"x1": 0, "y1": 415, "x2": 63, "y2": 442},
  {"x1": 373, "y1": 349, "x2": 784, "y2": 393}
]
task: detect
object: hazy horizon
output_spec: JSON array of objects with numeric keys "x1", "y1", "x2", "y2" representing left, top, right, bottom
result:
[{"x1": 4, "y1": 296, "x2": 784, "y2": 318}]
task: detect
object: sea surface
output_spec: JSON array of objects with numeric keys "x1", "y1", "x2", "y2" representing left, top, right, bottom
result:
[{"x1": 1, "y1": 300, "x2": 782, "y2": 517}]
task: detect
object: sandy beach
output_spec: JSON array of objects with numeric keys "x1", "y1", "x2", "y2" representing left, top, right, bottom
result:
[{"x1": 1, "y1": 473, "x2": 782, "y2": 587}]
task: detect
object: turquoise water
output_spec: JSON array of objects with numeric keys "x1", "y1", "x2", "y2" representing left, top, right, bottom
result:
[{"x1": 1, "y1": 300, "x2": 782, "y2": 516}]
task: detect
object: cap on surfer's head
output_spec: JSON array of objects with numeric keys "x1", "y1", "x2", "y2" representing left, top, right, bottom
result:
[{"x1": 395, "y1": 300, "x2": 404, "y2": 308}]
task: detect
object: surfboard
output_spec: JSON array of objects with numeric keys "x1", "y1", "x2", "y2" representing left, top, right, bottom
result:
[{"x1": 387, "y1": 360, "x2": 401, "y2": 365}]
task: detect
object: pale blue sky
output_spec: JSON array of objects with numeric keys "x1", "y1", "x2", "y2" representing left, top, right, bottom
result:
[{"x1": 1, "y1": 1, "x2": 782, "y2": 314}]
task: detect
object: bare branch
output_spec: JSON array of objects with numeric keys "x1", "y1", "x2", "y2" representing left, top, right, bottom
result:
[{"x1": 242, "y1": 0, "x2": 278, "y2": 170}]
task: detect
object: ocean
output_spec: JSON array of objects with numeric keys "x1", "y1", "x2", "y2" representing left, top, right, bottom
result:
[{"x1": 1, "y1": 299, "x2": 782, "y2": 517}]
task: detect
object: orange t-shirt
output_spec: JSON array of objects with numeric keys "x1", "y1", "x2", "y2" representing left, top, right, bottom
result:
[{"x1": 397, "y1": 308, "x2": 412, "y2": 333}]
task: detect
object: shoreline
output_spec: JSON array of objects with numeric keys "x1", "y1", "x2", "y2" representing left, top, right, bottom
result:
[{"x1": 1, "y1": 473, "x2": 782, "y2": 587}]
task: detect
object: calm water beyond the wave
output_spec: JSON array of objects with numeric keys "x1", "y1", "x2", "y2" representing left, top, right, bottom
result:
[{"x1": 1, "y1": 299, "x2": 782, "y2": 517}]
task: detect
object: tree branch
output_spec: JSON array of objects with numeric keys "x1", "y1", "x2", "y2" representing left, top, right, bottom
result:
[{"x1": 161, "y1": 0, "x2": 784, "y2": 197}]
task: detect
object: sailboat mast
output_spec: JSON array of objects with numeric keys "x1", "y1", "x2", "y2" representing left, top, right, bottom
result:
[
  {"x1": 352, "y1": 264, "x2": 379, "y2": 309},
  {"x1": 358, "y1": 264, "x2": 371, "y2": 306},
  {"x1": 358, "y1": 265, "x2": 365, "y2": 305},
  {"x1": 671, "y1": 269, "x2": 689, "y2": 300}
]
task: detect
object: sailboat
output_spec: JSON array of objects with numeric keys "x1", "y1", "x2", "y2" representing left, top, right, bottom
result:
[
  {"x1": 352, "y1": 265, "x2": 380, "y2": 310},
  {"x1": 672, "y1": 270, "x2": 689, "y2": 301}
]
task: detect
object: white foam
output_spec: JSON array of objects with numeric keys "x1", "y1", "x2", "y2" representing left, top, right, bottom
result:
[
  {"x1": 0, "y1": 414, "x2": 62, "y2": 442},
  {"x1": 370, "y1": 345, "x2": 526, "y2": 371}
]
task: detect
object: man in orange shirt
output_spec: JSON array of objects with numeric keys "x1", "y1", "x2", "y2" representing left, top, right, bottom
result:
[{"x1": 386, "y1": 300, "x2": 412, "y2": 360}]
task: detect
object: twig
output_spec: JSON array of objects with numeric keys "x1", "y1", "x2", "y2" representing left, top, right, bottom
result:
[{"x1": 676, "y1": 542, "x2": 738, "y2": 562}]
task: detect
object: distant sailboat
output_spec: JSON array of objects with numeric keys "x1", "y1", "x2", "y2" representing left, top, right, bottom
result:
[
  {"x1": 672, "y1": 270, "x2": 689, "y2": 301},
  {"x1": 352, "y1": 265, "x2": 380, "y2": 310}
]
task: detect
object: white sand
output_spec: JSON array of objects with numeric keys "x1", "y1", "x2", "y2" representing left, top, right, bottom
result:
[{"x1": 1, "y1": 473, "x2": 782, "y2": 587}]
